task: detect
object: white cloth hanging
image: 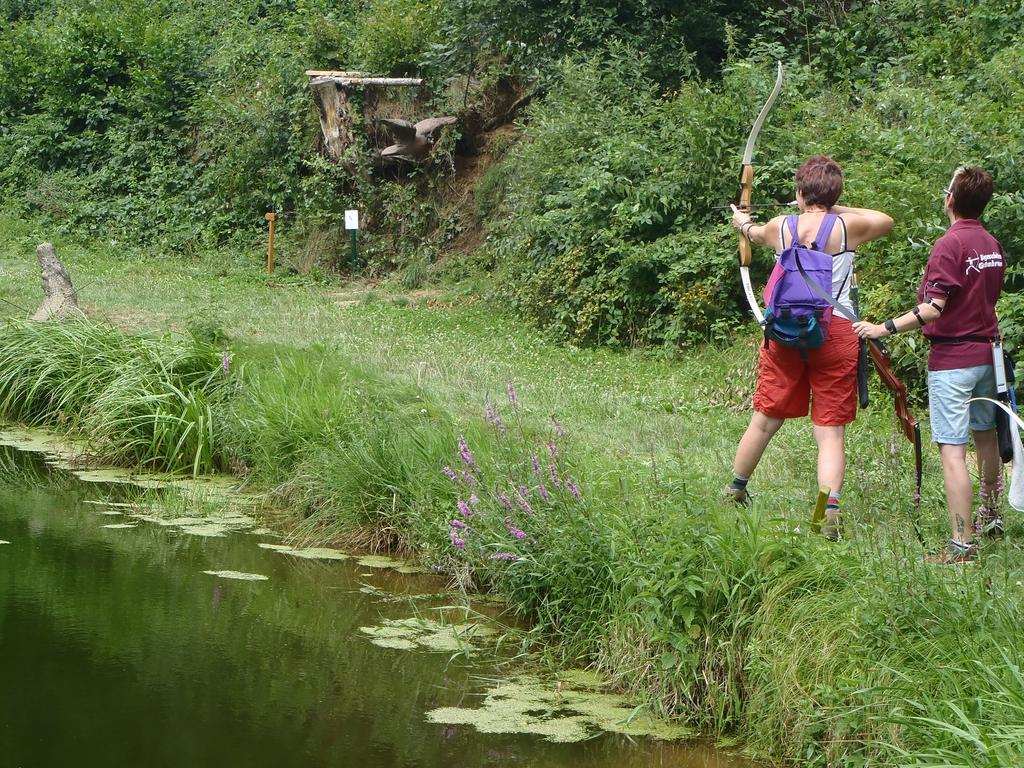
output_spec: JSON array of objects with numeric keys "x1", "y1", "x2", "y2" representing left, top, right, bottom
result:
[{"x1": 967, "y1": 397, "x2": 1024, "y2": 512}]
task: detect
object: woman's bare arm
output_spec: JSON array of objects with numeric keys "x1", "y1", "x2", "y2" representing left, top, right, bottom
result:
[
  {"x1": 831, "y1": 205, "x2": 894, "y2": 247},
  {"x1": 731, "y1": 207, "x2": 785, "y2": 252}
]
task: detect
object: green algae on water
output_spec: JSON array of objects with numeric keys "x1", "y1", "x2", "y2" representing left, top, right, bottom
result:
[
  {"x1": 356, "y1": 555, "x2": 408, "y2": 569},
  {"x1": 70, "y1": 467, "x2": 242, "y2": 499},
  {"x1": 359, "y1": 617, "x2": 496, "y2": 653},
  {"x1": 258, "y1": 543, "x2": 349, "y2": 560},
  {"x1": 178, "y1": 524, "x2": 228, "y2": 537},
  {"x1": 203, "y1": 570, "x2": 269, "y2": 581},
  {"x1": 0, "y1": 427, "x2": 87, "y2": 462},
  {"x1": 358, "y1": 586, "x2": 443, "y2": 603},
  {"x1": 426, "y1": 676, "x2": 694, "y2": 743},
  {"x1": 396, "y1": 565, "x2": 430, "y2": 574}
]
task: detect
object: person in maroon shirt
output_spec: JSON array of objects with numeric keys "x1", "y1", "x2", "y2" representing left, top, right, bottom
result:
[{"x1": 854, "y1": 167, "x2": 1006, "y2": 563}]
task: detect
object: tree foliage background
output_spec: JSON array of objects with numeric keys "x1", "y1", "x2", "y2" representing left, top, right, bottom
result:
[{"x1": 1, "y1": 0, "x2": 1021, "y2": 358}]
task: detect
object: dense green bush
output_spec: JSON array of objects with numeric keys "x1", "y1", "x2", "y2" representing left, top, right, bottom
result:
[{"x1": 351, "y1": 0, "x2": 443, "y2": 76}]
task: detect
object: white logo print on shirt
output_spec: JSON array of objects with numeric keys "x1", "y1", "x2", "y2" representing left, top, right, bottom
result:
[{"x1": 965, "y1": 252, "x2": 1004, "y2": 275}]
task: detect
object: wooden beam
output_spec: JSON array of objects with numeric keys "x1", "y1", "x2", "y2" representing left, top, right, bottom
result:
[
  {"x1": 304, "y1": 70, "x2": 367, "y2": 77},
  {"x1": 306, "y1": 72, "x2": 423, "y2": 87}
]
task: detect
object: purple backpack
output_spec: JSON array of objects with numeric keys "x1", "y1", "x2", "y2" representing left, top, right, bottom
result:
[{"x1": 762, "y1": 214, "x2": 840, "y2": 356}]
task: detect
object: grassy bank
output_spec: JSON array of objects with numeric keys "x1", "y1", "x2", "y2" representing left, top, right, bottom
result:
[{"x1": 2, "y1": 226, "x2": 1024, "y2": 766}]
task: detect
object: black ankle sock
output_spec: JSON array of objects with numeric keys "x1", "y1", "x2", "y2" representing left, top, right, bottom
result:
[{"x1": 730, "y1": 475, "x2": 749, "y2": 491}]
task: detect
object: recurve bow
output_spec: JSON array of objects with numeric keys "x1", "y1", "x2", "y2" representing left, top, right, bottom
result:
[{"x1": 736, "y1": 61, "x2": 784, "y2": 327}]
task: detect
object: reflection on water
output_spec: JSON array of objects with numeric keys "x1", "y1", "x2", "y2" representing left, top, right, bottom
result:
[{"x1": 0, "y1": 446, "x2": 758, "y2": 767}]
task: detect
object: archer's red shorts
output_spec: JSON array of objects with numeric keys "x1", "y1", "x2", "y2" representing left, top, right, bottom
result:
[{"x1": 753, "y1": 318, "x2": 859, "y2": 426}]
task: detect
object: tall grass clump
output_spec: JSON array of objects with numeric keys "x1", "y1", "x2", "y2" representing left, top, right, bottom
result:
[
  {"x1": 734, "y1": 539, "x2": 1024, "y2": 766},
  {"x1": 223, "y1": 346, "x2": 473, "y2": 552},
  {"x1": 0, "y1": 318, "x2": 229, "y2": 473}
]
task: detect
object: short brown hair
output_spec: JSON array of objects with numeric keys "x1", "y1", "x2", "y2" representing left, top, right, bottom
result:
[
  {"x1": 795, "y1": 156, "x2": 843, "y2": 209},
  {"x1": 949, "y1": 166, "x2": 993, "y2": 219}
]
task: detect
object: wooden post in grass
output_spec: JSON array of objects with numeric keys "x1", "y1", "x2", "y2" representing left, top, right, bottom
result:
[{"x1": 265, "y1": 212, "x2": 277, "y2": 275}]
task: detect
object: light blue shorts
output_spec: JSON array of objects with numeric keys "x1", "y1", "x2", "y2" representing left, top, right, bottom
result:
[{"x1": 927, "y1": 365, "x2": 997, "y2": 445}]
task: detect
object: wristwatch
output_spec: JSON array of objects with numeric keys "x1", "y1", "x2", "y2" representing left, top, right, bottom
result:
[{"x1": 884, "y1": 319, "x2": 897, "y2": 335}]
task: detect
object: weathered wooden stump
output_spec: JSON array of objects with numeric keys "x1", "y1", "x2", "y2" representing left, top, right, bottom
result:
[
  {"x1": 309, "y1": 78, "x2": 356, "y2": 163},
  {"x1": 31, "y1": 242, "x2": 82, "y2": 321}
]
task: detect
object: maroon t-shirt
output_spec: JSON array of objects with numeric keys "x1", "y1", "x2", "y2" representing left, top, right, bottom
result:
[{"x1": 919, "y1": 219, "x2": 1005, "y2": 371}]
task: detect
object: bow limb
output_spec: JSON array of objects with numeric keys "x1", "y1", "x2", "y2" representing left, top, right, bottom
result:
[
  {"x1": 738, "y1": 166, "x2": 764, "y2": 325},
  {"x1": 736, "y1": 61, "x2": 784, "y2": 326},
  {"x1": 867, "y1": 340, "x2": 926, "y2": 545}
]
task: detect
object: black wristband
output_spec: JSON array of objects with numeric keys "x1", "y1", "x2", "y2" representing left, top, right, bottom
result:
[{"x1": 884, "y1": 319, "x2": 897, "y2": 335}]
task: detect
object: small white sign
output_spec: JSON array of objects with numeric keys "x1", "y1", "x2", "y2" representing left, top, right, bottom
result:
[{"x1": 345, "y1": 209, "x2": 359, "y2": 230}]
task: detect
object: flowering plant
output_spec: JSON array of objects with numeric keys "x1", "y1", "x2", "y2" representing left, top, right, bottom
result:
[{"x1": 442, "y1": 381, "x2": 584, "y2": 567}]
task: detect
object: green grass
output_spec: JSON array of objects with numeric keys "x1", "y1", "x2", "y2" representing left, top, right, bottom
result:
[
  {"x1": 2, "y1": 217, "x2": 1024, "y2": 767},
  {"x1": 0, "y1": 318, "x2": 227, "y2": 473}
]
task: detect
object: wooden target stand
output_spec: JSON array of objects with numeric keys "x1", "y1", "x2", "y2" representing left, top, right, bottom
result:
[{"x1": 264, "y1": 71, "x2": 424, "y2": 275}]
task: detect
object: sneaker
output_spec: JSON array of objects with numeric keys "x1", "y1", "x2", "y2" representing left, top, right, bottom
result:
[
  {"x1": 723, "y1": 484, "x2": 750, "y2": 507},
  {"x1": 975, "y1": 508, "x2": 1004, "y2": 538},
  {"x1": 821, "y1": 511, "x2": 843, "y2": 542},
  {"x1": 927, "y1": 540, "x2": 977, "y2": 565}
]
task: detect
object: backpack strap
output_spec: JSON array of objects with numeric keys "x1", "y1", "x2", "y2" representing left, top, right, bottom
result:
[
  {"x1": 811, "y1": 213, "x2": 839, "y2": 251},
  {"x1": 837, "y1": 216, "x2": 848, "y2": 252},
  {"x1": 783, "y1": 215, "x2": 799, "y2": 248},
  {"x1": 781, "y1": 214, "x2": 844, "y2": 251}
]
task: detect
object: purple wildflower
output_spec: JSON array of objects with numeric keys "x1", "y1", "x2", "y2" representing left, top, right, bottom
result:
[
  {"x1": 518, "y1": 484, "x2": 529, "y2": 499},
  {"x1": 507, "y1": 525, "x2": 526, "y2": 541},
  {"x1": 490, "y1": 552, "x2": 518, "y2": 561},
  {"x1": 458, "y1": 435, "x2": 479, "y2": 471},
  {"x1": 548, "y1": 442, "x2": 559, "y2": 461},
  {"x1": 497, "y1": 493, "x2": 512, "y2": 511},
  {"x1": 443, "y1": 465, "x2": 458, "y2": 482},
  {"x1": 450, "y1": 519, "x2": 468, "y2": 530},
  {"x1": 566, "y1": 477, "x2": 581, "y2": 499},
  {"x1": 548, "y1": 464, "x2": 561, "y2": 488},
  {"x1": 469, "y1": 493, "x2": 480, "y2": 506},
  {"x1": 538, "y1": 484, "x2": 550, "y2": 501},
  {"x1": 507, "y1": 381, "x2": 518, "y2": 405},
  {"x1": 461, "y1": 470, "x2": 476, "y2": 486},
  {"x1": 485, "y1": 399, "x2": 495, "y2": 424},
  {"x1": 530, "y1": 454, "x2": 541, "y2": 478},
  {"x1": 457, "y1": 500, "x2": 474, "y2": 518},
  {"x1": 494, "y1": 416, "x2": 506, "y2": 434},
  {"x1": 551, "y1": 416, "x2": 566, "y2": 437},
  {"x1": 451, "y1": 536, "x2": 466, "y2": 551},
  {"x1": 221, "y1": 352, "x2": 230, "y2": 374},
  {"x1": 515, "y1": 496, "x2": 533, "y2": 515}
]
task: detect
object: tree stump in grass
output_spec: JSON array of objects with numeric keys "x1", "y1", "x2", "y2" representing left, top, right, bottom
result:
[{"x1": 31, "y1": 242, "x2": 82, "y2": 321}]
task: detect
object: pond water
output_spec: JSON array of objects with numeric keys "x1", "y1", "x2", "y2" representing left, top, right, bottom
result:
[{"x1": 0, "y1": 445, "x2": 759, "y2": 768}]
